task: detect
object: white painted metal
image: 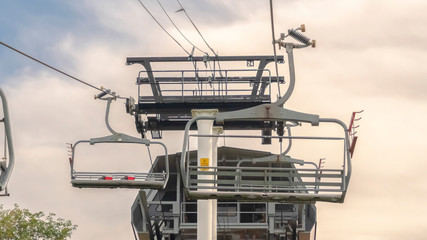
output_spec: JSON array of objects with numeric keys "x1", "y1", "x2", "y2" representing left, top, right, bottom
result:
[
  {"x1": 192, "y1": 109, "x2": 218, "y2": 240},
  {"x1": 211, "y1": 126, "x2": 222, "y2": 239}
]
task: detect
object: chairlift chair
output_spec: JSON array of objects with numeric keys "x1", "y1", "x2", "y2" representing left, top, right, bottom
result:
[
  {"x1": 180, "y1": 104, "x2": 353, "y2": 203},
  {"x1": 69, "y1": 97, "x2": 169, "y2": 189},
  {"x1": 0, "y1": 88, "x2": 14, "y2": 193}
]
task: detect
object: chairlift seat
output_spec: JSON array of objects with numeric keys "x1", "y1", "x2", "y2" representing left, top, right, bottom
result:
[
  {"x1": 71, "y1": 172, "x2": 167, "y2": 189},
  {"x1": 70, "y1": 137, "x2": 170, "y2": 190}
]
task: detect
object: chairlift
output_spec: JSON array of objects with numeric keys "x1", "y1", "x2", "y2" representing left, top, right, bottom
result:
[
  {"x1": 126, "y1": 55, "x2": 286, "y2": 136},
  {"x1": 180, "y1": 104, "x2": 353, "y2": 203},
  {"x1": 125, "y1": 26, "x2": 315, "y2": 137},
  {"x1": 69, "y1": 97, "x2": 169, "y2": 189},
  {"x1": 0, "y1": 88, "x2": 14, "y2": 193}
]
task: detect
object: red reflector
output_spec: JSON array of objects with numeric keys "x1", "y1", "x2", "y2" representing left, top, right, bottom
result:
[
  {"x1": 104, "y1": 176, "x2": 113, "y2": 180},
  {"x1": 125, "y1": 176, "x2": 135, "y2": 180}
]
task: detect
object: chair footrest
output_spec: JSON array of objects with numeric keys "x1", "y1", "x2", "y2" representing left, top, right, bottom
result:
[{"x1": 185, "y1": 190, "x2": 344, "y2": 203}]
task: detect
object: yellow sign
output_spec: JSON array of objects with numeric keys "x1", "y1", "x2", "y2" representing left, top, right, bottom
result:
[{"x1": 200, "y1": 158, "x2": 209, "y2": 171}]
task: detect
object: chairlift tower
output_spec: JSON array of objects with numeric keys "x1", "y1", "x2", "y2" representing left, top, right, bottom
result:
[{"x1": 69, "y1": 25, "x2": 360, "y2": 240}]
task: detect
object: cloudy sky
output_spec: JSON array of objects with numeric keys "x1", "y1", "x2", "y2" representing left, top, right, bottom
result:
[{"x1": 1, "y1": 0, "x2": 427, "y2": 239}]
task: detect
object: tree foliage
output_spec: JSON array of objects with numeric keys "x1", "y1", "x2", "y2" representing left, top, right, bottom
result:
[{"x1": 0, "y1": 204, "x2": 77, "y2": 240}]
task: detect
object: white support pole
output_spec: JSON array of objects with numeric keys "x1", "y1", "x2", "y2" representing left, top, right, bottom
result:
[
  {"x1": 192, "y1": 109, "x2": 218, "y2": 240},
  {"x1": 211, "y1": 126, "x2": 223, "y2": 240}
]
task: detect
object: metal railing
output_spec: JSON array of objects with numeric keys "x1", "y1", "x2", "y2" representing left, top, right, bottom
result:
[
  {"x1": 181, "y1": 202, "x2": 268, "y2": 226},
  {"x1": 137, "y1": 69, "x2": 273, "y2": 103},
  {"x1": 187, "y1": 165, "x2": 344, "y2": 193}
]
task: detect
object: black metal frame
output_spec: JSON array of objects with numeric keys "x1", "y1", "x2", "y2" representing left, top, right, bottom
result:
[{"x1": 126, "y1": 55, "x2": 284, "y2": 133}]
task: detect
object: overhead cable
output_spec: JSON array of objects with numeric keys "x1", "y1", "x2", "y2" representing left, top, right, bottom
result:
[
  {"x1": 136, "y1": 0, "x2": 190, "y2": 55},
  {"x1": 0, "y1": 41, "x2": 121, "y2": 98},
  {"x1": 175, "y1": 0, "x2": 223, "y2": 76},
  {"x1": 175, "y1": 0, "x2": 217, "y2": 57},
  {"x1": 269, "y1": 0, "x2": 281, "y2": 97},
  {"x1": 156, "y1": 0, "x2": 208, "y2": 55}
]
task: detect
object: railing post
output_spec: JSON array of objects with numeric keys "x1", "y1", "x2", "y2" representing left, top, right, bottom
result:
[
  {"x1": 238, "y1": 169, "x2": 242, "y2": 189},
  {"x1": 314, "y1": 169, "x2": 319, "y2": 194},
  {"x1": 181, "y1": 71, "x2": 184, "y2": 102},
  {"x1": 264, "y1": 169, "x2": 267, "y2": 188},
  {"x1": 211, "y1": 126, "x2": 222, "y2": 239},
  {"x1": 225, "y1": 70, "x2": 228, "y2": 100},
  {"x1": 268, "y1": 70, "x2": 272, "y2": 101}
]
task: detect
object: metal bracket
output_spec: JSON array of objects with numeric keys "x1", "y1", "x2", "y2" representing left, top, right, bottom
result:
[{"x1": 216, "y1": 104, "x2": 320, "y2": 126}]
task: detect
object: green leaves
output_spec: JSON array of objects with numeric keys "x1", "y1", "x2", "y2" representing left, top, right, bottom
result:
[{"x1": 0, "y1": 204, "x2": 77, "y2": 240}]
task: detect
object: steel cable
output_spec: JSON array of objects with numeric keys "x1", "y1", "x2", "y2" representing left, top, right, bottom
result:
[
  {"x1": 156, "y1": 0, "x2": 208, "y2": 55},
  {"x1": 175, "y1": 0, "x2": 224, "y2": 76},
  {"x1": 0, "y1": 41, "x2": 123, "y2": 98},
  {"x1": 136, "y1": 0, "x2": 190, "y2": 55}
]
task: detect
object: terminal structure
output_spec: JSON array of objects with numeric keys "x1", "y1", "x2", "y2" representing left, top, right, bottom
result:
[{"x1": 69, "y1": 25, "x2": 360, "y2": 239}]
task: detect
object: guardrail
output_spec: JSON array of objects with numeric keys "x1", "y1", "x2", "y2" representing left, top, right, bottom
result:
[
  {"x1": 181, "y1": 202, "x2": 268, "y2": 226},
  {"x1": 136, "y1": 69, "x2": 275, "y2": 103}
]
